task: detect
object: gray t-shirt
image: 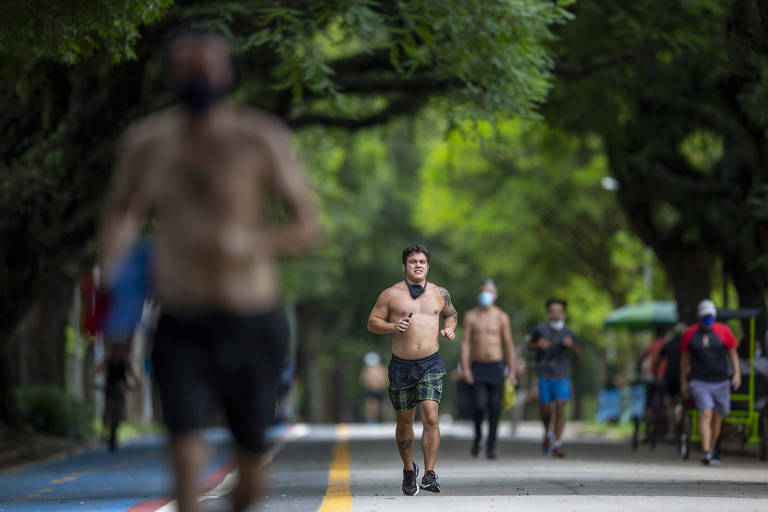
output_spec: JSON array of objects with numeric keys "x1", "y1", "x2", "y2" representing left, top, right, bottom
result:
[{"x1": 530, "y1": 323, "x2": 577, "y2": 379}]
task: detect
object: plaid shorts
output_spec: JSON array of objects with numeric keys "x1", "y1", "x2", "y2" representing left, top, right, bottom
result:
[{"x1": 388, "y1": 352, "x2": 447, "y2": 411}]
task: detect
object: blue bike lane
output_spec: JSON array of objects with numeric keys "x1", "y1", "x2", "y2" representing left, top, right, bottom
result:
[{"x1": 0, "y1": 429, "x2": 234, "y2": 512}]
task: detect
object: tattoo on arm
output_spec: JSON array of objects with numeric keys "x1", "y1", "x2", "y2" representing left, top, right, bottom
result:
[{"x1": 439, "y1": 287, "x2": 458, "y2": 321}]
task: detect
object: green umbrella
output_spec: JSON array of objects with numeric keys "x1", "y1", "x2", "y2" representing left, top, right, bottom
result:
[{"x1": 604, "y1": 301, "x2": 678, "y2": 329}]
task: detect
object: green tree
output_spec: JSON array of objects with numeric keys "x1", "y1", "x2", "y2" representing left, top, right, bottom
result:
[
  {"x1": 546, "y1": 0, "x2": 768, "y2": 325},
  {"x1": 0, "y1": 1, "x2": 571, "y2": 425}
]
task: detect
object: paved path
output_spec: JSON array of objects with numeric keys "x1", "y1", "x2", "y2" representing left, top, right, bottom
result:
[{"x1": 3, "y1": 422, "x2": 768, "y2": 511}]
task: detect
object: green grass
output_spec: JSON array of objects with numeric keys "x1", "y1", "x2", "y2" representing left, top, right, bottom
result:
[
  {"x1": 578, "y1": 420, "x2": 635, "y2": 440},
  {"x1": 93, "y1": 420, "x2": 164, "y2": 442}
]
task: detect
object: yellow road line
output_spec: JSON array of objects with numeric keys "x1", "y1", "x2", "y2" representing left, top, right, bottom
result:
[
  {"x1": 317, "y1": 424, "x2": 351, "y2": 512},
  {"x1": 50, "y1": 476, "x2": 76, "y2": 484}
]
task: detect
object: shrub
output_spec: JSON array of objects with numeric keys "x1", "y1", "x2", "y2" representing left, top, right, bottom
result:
[{"x1": 16, "y1": 386, "x2": 95, "y2": 440}]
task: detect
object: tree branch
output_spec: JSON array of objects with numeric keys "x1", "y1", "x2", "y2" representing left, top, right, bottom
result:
[
  {"x1": 289, "y1": 94, "x2": 427, "y2": 129},
  {"x1": 335, "y1": 75, "x2": 464, "y2": 94},
  {"x1": 555, "y1": 43, "x2": 666, "y2": 78}
]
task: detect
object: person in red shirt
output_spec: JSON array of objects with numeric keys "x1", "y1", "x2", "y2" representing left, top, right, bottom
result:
[{"x1": 680, "y1": 300, "x2": 741, "y2": 466}]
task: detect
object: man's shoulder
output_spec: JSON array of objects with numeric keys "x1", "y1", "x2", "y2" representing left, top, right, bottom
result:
[
  {"x1": 433, "y1": 283, "x2": 451, "y2": 297},
  {"x1": 227, "y1": 106, "x2": 292, "y2": 140},
  {"x1": 712, "y1": 322, "x2": 736, "y2": 340},
  {"x1": 122, "y1": 108, "x2": 181, "y2": 149},
  {"x1": 683, "y1": 325, "x2": 700, "y2": 337},
  {"x1": 492, "y1": 305, "x2": 510, "y2": 317},
  {"x1": 381, "y1": 281, "x2": 406, "y2": 296},
  {"x1": 464, "y1": 306, "x2": 480, "y2": 318}
]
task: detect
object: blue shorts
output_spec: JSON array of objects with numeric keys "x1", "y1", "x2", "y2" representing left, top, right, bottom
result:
[{"x1": 538, "y1": 378, "x2": 571, "y2": 404}]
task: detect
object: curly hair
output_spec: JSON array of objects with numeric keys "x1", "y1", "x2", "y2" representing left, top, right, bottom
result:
[{"x1": 402, "y1": 243, "x2": 430, "y2": 265}]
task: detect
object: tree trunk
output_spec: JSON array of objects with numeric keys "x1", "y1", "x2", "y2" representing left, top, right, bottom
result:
[
  {"x1": 13, "y1": 272, "x2": 73, "y2": 388},
  {"x1": 655, "y1": 244, "x2": 712, "y2": 324}
]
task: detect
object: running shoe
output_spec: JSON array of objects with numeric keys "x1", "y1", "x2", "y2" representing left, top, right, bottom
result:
[
  {"x1": 553, "y1": 444, "x2": 566, "y2": 458},
  {"x1": 701, "y1": 452, "x2": 719, "y2": 466},
  {"x1": 486, "y1": 447, "x2": 497, "y2": 459},
  {"x1": 402, "y1": 462, "x2": 419, "y2": 496},
  {"x1": 421, "y1": 469, "x2": 440, "y2": 493}
]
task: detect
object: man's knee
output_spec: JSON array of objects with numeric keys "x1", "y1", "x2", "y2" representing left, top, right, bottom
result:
[
  {"x1": 396, "y1": 411, "x2": 415, "y2": 430},
  {"x1": 420, "y1": 405, "x2": 439, "y2": 428}
]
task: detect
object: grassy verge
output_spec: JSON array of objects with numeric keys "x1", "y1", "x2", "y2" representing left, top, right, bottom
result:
[
  {"x1": 93, "y1": 420, "x2": 164, "y2": 442},
  {"x1": 578, "y1": 420, "x2": 635, "y2": 440}
]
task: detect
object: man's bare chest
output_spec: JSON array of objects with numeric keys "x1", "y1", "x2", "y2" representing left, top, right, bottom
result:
[
  {"x1": 471, "y1": 312, "x2": 502, "y2": 336},
  {"x1": 389, "y1": 290, "x2": 442, "y2": 319}
]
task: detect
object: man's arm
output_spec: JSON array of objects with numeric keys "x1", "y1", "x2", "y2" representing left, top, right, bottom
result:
[
  {"x1": 263, "y1": 118, "x2": 321, "y2": 254},
  {"x1": 563, "y1": 330, "x2": 581, "y2": 357},
  {"x1": 460, "y1": 313, "x2": 474, "y2": 383},
  {"x1": 729, "y1": 347, "x2": 742, "y2": 390},
  {"x1": 99, "y1": 127, "x2": 149, "y2": 282},
  {"x1": 439, "y1": 287, "x2": 457, "y2": 340},
  {"x1": 680, "y1": 351, "x2": 691, "y2": 398},
  {"x1": 367, "y1": 290, "x2": 411, "y2": 334},
  {"x1": 528, "y1": 327, "x2": 551, "y2": 351},
  {"x1": 501, "y1": 313, "x2": 516, "y2": 381}
]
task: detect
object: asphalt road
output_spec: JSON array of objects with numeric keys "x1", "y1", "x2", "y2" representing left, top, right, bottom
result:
[{"x1": 2, "y1": 422, "x2": 768, "y2": 512}]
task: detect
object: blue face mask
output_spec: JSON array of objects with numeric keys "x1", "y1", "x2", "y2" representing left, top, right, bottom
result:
[
  {"x1": 701, "y1": 315, "x2": 715, "y2": 328},
  {"x1": 478, "y1": 291, "x2": 495, "y2": 307}
]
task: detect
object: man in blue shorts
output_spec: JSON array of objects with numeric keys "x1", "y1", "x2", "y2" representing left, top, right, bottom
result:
[{"x1": 528, "y1": 299, "x2": 580, "y2": 457}]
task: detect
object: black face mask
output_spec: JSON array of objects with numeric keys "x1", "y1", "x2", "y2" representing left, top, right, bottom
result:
[
  {"x1": 177, "y1": 78, "x2": 219, "y2": 114},
  {"x1": 406, "y1": 281, "x2": 426, "y2": 300}
]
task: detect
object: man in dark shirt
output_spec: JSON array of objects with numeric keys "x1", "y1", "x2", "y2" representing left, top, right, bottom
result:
[
  {"x1": 680, "y1": 300, "x2": 741, "y2": 466},
  {"x1": 528, "y1": 299, "x2": 580, "y2": 457}
]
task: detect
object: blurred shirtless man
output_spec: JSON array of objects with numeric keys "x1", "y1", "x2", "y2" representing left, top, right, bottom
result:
[
  {"x1": 99, "y1": 30, "x2": 320, "y2": 512},
  {"x1": 360, "y1": 352, "x2": 389, "y2": 423},
  {"x1": 460, "y1": 279, "x2": 515, "y2": 459},
  {"x1": 367, "y1": 243, "x2": 457, "y2": 495}
]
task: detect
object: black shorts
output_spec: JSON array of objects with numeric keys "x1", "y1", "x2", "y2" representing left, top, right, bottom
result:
[
  {"x1": 388, "y1": 352, "x2": 447, "y2": 411},
  {"x1": 151, "y1": 309, "x2": 287, "y2": 453},
  {"x1": 470, "y1": 361, "x2": 505, "y2": 412},
  {"x1": 364, "y1": 390, "x2": 385, "y2": 401}
]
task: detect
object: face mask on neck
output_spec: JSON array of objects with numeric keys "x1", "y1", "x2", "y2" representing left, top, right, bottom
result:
[
  {"x1": 406, "y1": 281, "x2": 426, "y2": 300},
  {"x1": 478, "y1": 291, "x2": 495, "y2": 307},
  {"x1": 549, "y1": 318, "x2": 565, "y2": 330}
]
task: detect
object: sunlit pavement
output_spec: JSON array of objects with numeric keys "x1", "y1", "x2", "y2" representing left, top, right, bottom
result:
[
  {"x1": 3, "y1": 422, "x2": 768, "y2": 511},
  {"x1": 233, "y1": 421, "x2": 768, "y2": 512}
]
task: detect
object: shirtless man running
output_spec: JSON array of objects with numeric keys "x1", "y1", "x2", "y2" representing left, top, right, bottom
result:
[
  {"x1": 367, "y1": 243, "x2": 457, "y2": 496},
  {"x1": 99, "y1": 30, "x2": 320, "y2": 512},
  {"x1": 460, "y1": 279, "x2": 515, "y2": 459}
]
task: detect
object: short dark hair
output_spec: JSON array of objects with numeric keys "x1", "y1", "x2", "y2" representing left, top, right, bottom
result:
[
  {"x1": 546, "y1": 298, "x2": 567, "y2": 310},
  {"x1": 402, "y1": 243, "x2": 430, "y2": 265}
]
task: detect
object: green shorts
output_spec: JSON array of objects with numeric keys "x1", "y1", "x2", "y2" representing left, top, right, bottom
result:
[{"x1": 388, "y1": 352, "x2": 447, "y2": 411}]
